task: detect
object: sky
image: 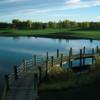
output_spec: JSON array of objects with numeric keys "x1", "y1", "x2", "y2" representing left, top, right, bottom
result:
[{"x1": 0, "y1": 0, "x2": 100, "y2": 22}]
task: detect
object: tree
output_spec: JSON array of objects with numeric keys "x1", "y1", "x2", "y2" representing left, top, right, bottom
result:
[
  {"x1": 48, "y1": 21, "x2": 56, "y2": 28},
  {"x1": 12, "y1": 19, "x2": 20, "y2": 29},
  {"x1": 26, "y1": 20, "x2": 32, "y2": 29}
]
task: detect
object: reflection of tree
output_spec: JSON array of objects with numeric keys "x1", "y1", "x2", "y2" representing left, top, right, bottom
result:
[
  {"x1": 90, "y1": 39, "x2": 93, "y2": 43},
  {"x1": 66, "y1": 39, "x2": 69, "y2": 43},
  {"x1": 58, "y1": 39, "x2": 62, "y2": 44},
  {"x1": 13, "y1": 37, "x2": 20, "y2": 40}
]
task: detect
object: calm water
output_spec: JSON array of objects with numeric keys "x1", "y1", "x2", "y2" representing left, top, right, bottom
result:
[{"x1": 0, "y1": 37, "x2": 100, "y2": 87}]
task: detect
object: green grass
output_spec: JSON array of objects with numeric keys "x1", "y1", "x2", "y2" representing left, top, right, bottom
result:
[
  {"x1": 0, "y1": 28, "x2": 100, "y2": 40},
  {"x1": 0, "y1": 28, "x2": 69, "y2": 35},
  {"x1": 69, "y1": 29, "x2": 100, "y2": 40}
]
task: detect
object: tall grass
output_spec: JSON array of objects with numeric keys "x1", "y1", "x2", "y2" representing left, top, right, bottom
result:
[{"x1": 39, "y1": 56, "x2": 100, "y2": 91}]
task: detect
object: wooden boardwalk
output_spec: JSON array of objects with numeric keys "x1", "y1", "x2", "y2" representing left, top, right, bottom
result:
[
  {"x1": 5, "y1": 72, "x2": 37, "y2": 100},
  {"x1": 2, "y1": 47, "x2": 100, "y2": 100}
]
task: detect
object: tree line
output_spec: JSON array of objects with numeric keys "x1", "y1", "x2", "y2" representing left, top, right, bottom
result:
[{"x1": 0, "y1": 19, "x2": 100, "y2": 29}]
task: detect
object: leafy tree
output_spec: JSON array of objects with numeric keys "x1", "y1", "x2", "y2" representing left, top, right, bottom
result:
[{"x1": 12, "y1": 19, "x2": 20, "y2": 29}]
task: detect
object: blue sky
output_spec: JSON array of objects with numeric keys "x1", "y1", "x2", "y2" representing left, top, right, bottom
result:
[{"x1": 0, "y1": 0, "x2": 100, "y2": 22}]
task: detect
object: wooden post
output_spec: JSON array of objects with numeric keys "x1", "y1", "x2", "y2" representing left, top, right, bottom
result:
[
  {"x1": 45, "y1": 58, "x2": 48, "y2": 79},
  {"x1": 60, "y1": 54, "x2": 63, "y2": 67},
  {"x1": 34, "y1": 55, "x2": 37, "y2": 66},
  {"x1": 38, "y1": 67, "x2": 42, "y2": 83},
  {"x1": 83, "y1": 46, "x2": 85, "y2": 66},
  {"x1": 68, "y1": 50, "x2": 71, "y2": 67},
  {"x1": 83, "y1": 46, "x2": 85, "y2": 55},
  {"x1": 5, "y1": 75, "x2": 9, "y2": 91},
  {"x1": 13, "y1": 66, "x2": 18, "y2": 80},
  {"x1": 34, "y1": 73, "x2": 38, "y2": 90},
  {"x1": 96, "y1": 46, "x2": 99, "y2": 54},
  {"x1": 57, "y1": 49, "x2": 59, "y2": 58},
  {"x1": 92, "y1": 48, "x2": 94, "y2": 64},
  {"x1": 51, "y1": 56, "x2": 54, "y2": 67},
  {"x1": 46, "y1": 52, "x2": 48, "y2": 61},
  {"x1": 80, "y1": 49, "x2": 82, "y2": 67},
  {"x1": 46, "y1": 52, "x2": 48, "y2": 78},
  {"x1": 70, "y1": 48, "x2": 72, "y2": 56},
  {"x1": 70, "y1": 61, "x2": 72, "y2": 67}
]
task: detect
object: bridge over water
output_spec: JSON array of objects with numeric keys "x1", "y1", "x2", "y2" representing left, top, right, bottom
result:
[{"x1": 2, "y1": 46, "x2": 100, "y2": 100}]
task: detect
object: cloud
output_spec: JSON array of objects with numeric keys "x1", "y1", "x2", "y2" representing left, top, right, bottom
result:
[
  {"x1": 0, "y1": 0, "x2": 25, "y2": 3},
  {"x1": 67, "y1": 0, "x2": 80, "y2": 5},
  {"x1": 97, "y1": 16, "x2": 100, "y2": 19},
  {"x1": 0, "y1": 0, "x2": 100, "y2": 21},
  {"x1": 66, "y1": 0, "x2": 100, "y2": 8}
]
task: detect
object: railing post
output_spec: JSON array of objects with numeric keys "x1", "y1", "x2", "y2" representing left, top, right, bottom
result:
[
  {"x1": 45, "y1": 52, "x2": 49, "y2": 78},
  {"x1": 68, "y1": 50, "x2": 71, "y2": 67},
  {"x1": 96, "y1": 46, "x2": 99, "y2": 54},
  {"x1": 70, "y1": 48, "x2": 73, "y2": 56},
  {"x1": 60, "y1": 54, "x2": 63, "y2": 67},
  {"x1": 92, "y1": 48, "x2": 95, "y2": 64},
  {"x1": 57, "y1": 49, "x2": 59, "y2": 58},
  {"x1": 51, "y1": 56, "x2": 54, "y2": 67},
  {"x1": 83, "y1": 46, "x2": 85, "y2": 66},
  {"x1": 34, "y1": 73, "x2": 38, "y2": 90},
  {"x1": 80, "y1": 49, "x2": 82, "y2": 67},
  {"x1": 34, "y1": 55, "x2": 37, "y2": 66},
  {"x1": 70, "y1": 61, "x2": 72, "y2": 67},
  {"x1": 5, "y1": 75, "x2": 9, "y2": 91},
  {"x1": 13, "y1": 66, "x2": 18, "y2": 80},
  {"x1": 45, "y1": 55, "x2": 48, "y2": 79},
  {"x1": 46, "y1": 52, "x2": 48, "y2": 60},
  {"x1": 83, "y1": 46, "x2": 86, "y2": 55},
  {"x1": 38, "y1": 67, "x2": 42, "y2": 84}
]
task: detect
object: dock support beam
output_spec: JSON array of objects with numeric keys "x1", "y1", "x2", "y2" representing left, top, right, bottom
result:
[
  {"x1": 70, "y1": 48, "x2": 73, "y2": 56},
  {"x1": 83, "y1": 46, "x2": 86, "y2": 66},
  {"x1": 92, "y1": 48, "x2": 94, "y2": 64},
  {"x1": 45, "y1": 52, "x2": 48, "y2": 79},
  {"x1": 57, "y1": 49, "x2": 59, "y2": 58},
  {"x1": 51, "y1": 56, "x2": 54, "y2": 67},
  {"x1": 96, "y1": 46, "x2": 99, "y2": 54},
  {"x1": 80, "y1": 49, "x2": 82, "y2": 67},
  {"x1": 68, "y1": 50, "x2": 71, "y2": 67},
  {"x1": 60, "y1": 54, "x2": 63, "y2": 67}
]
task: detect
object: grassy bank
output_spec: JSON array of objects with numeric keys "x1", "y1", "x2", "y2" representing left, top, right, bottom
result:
[
  {"x1": 39, "y1": 56, "x2": 100, "y2": 100},
  {"x1": 39, "y1": 65, "x2": 100, "y2": 91},
  {"x1": 0, "y1": 28, "x2": 100, "y2": 40}
]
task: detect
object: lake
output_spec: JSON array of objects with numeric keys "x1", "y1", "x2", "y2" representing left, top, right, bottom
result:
[{"x1": 0, "y1": 36, "x2": 100, "y2": 87}]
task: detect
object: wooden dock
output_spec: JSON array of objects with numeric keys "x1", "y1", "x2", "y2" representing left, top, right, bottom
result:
[
  {"x1": 2, "y1": 46, "x2": 100, "y2": 100},
  {"x1": 5, "y1": 72, "x2": 37, "y2": 100}
]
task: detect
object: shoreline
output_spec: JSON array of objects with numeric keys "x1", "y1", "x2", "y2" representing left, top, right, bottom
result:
[
  {"x1": 0, "y1": 28, "x2": 100, "y2": 40},
  {"x1": 0, "y1": 32, "x2": 99, "y2": 40}
]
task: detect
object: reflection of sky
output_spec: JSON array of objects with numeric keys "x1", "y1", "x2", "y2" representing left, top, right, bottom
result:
[
  {"x1": 63, "y1": 58, "x2": 93, "y2": 68},
  {"x1": 0, "y1": 37, "x2": 100, "y2": 87}
]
